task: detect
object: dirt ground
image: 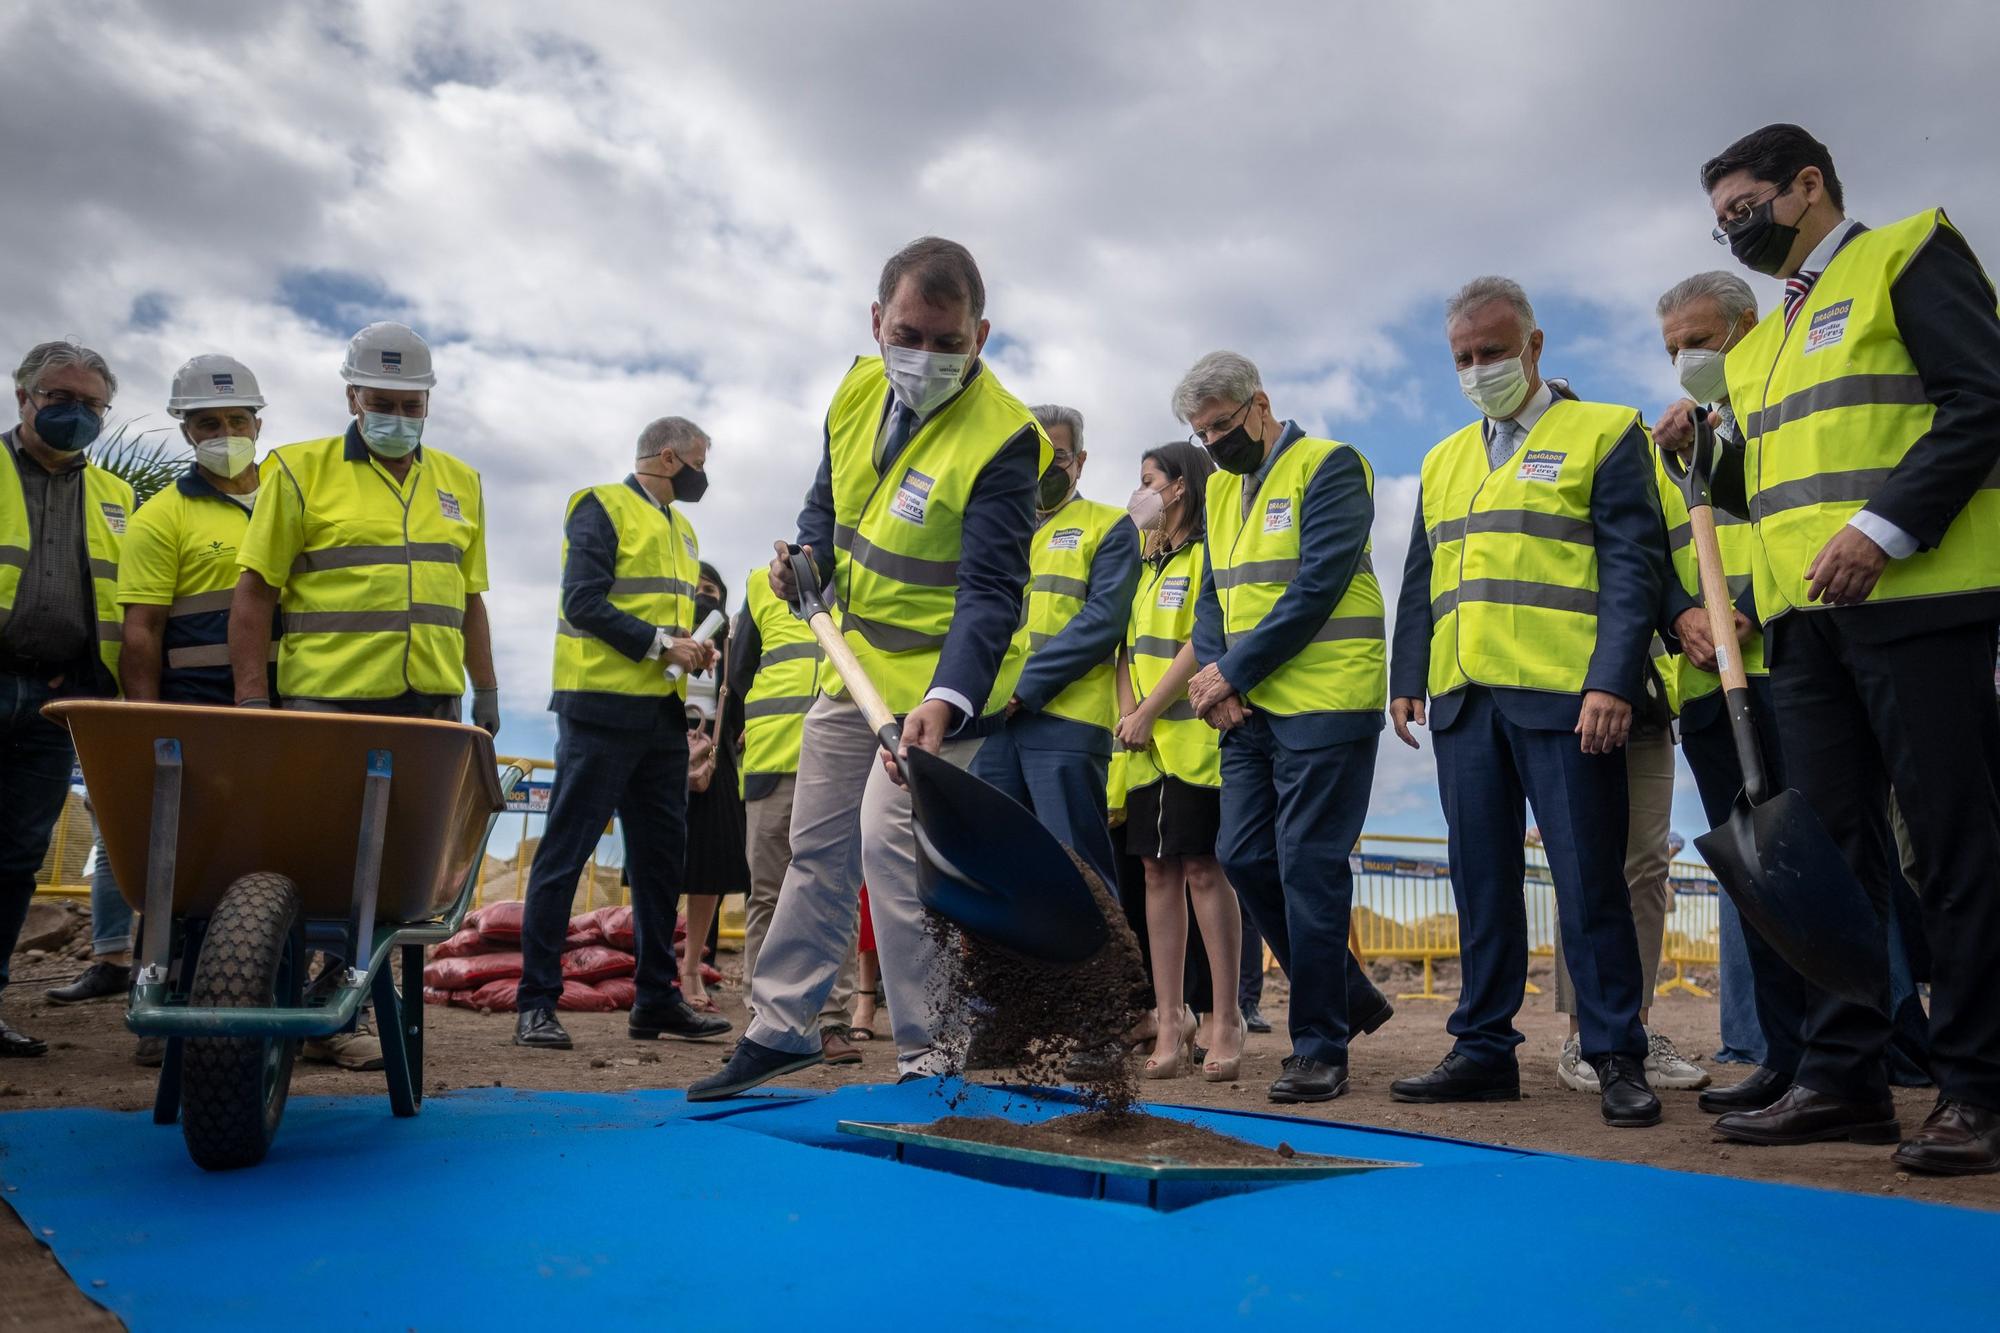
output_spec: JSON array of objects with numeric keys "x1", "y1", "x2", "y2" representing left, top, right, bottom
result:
[{"x1": 3, "y1": 952, "x2": 1995, "y2": 1329}]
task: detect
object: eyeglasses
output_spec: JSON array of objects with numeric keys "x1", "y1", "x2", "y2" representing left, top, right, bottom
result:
[
  {"x1": 1187, "y1": 397, "x2": 1252, "y2": 448},
  {"x1": 1711, "y1": 180, "x2": 1793, "y2": 244},
  {"x1": 1049, "y1": 451, "x2": 1077, "y2": 469},
  {"x1": 30, "y1": 387, "x2": 110, "y2": 416}
]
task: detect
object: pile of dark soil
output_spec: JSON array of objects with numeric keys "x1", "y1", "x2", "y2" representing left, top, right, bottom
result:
[
  {"x1": 915, "y1": 1110, "x2": 1313, "y2": 1169},
  {"x1": 928, "y1": 849, "x2": 1150, "y2": 1113}
]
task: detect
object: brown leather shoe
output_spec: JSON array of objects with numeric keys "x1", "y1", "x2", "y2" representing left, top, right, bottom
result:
[
  {"x1": 1891, "y1": 1099, "x2": 2000, "y2": 1176},
  {"x1": 1713, "y1": 1083, "x2": 1899, "y2": 1146},
  {"x1": 820, "y1": 1026, "x2": 863, "y2": 1067}
]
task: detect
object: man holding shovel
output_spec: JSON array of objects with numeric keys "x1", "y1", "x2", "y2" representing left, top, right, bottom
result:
[
  {"x1": 691, "y1": 237, "x2": 1049, "y2": 1099},
  {"x1": 1667, "y1": 124, "x2": 2000, "y2": 1172}
]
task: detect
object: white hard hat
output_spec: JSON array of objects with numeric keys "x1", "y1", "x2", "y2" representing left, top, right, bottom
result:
[
  {"x1": 341, "y1": 321, "x2": 436, "y2": 390},
  {"x1": 167, "y1": 353, "x2": 267, "y2": 418}
]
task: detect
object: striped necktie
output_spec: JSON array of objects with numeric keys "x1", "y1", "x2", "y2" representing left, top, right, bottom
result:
[{"x1": 1783, "y1": 270, "x2": 1821, "y2": 332}]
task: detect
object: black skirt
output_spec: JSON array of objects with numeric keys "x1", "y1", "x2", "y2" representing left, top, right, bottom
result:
[
  {"x1": 683, "y1": 732, "x2": 751, "y2": 896},
  {"x1": 1123, "y1": 776, "x2": 1221, "y2": 859}
]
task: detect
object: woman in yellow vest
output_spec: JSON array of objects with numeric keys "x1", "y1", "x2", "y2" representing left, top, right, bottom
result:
[{"x1": 1114, "y1": 440, "x2": 1242, "y2": 1082}]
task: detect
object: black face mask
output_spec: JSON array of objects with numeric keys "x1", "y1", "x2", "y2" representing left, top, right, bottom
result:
[
  {"x1": 33, "y1": 400, "x2": 102, "y2": 452},
  {"x1": 694, "y1": 594, "x2": 723, "y2": 628},
  {"x1": 1206, "y1": 422, "x2": 1264, "y2": 475},
  {"x1": 1724, "y1": 195, "x2": 1801, "y2": 277},
  {"x1": 1037, "y1": 464, "x2": 1073, "y2": 511},
  {"x1": 671, "y1": 464, "x2": 709, "y2": 503}
]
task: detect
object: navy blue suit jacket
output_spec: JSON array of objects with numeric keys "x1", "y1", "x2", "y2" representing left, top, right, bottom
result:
[
  {"x1": 549, "y1": 476, "x2": 689, "y2": 734},
  {"x1": 1390, "y1": 402, "x2": 1666, "y2": 733},
  {"x1": 1195, "y1": 422, "x2": 1385, "y2": 750},
  {"x1": 1010, "y1": 507, "x2": 1140, "y2": 754}
]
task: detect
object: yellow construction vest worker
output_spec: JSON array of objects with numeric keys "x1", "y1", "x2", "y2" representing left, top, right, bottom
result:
[
  {"x1": 238, "y1": 433, "x2": 487, "y2": 700},
  {"x1": 741, "y1": 561, "x2": 822, "y2": 782},
  {"x1": 1012, "y1": 494, "x2": 1129, "y2": 734},
  {"x1": 1205, "y1": 436, "x2": 1386, "y2": 716},
  {"x1": 550, "y1": 482, "x2": 699, "y2": 701},
  {"x1": 0, "y1": 433, "x2": 129, "y2": 684},
  {"x1": 118, "y1": 464, "x2": 275, "y2": 703},
  {"x1": 824, "y1": 357, "x2": 1051, "y2": 716},
  {"x1": 1726, "y1": 208, "x2": 2000, "y2": 619},
  {"x1": 1421, "y1": 399, "x2": 1645, "y2": 698},
  {"x1": 1651, "y1": 449, "x2": 1768, "y2": 715},
  {"x1": 1124, "y1": 538, "x2": 1220, "y2": 790}
]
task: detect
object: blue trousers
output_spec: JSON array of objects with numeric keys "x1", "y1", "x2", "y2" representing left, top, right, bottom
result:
[
  {"x1": 519, "y1": 712, "x2": 689, "y2": 1013},
  {"x1": 1679, "y1": 679, "x2": 1807, "y2": 1077},
  {"x1": 88, "y1": 830, "x2": 133, "y2": 956},
  {"x1": 0, "y1": 674, "x2": 78, "y2": 1000},
  {"x1": 969, "y1": 726, "x2": 1115, "y2": 891},
  {"x1": 1216, "y1": 715, "x2": 1381, "y2": 1066},
  {"x1": 1714, "y1": 895, "x2": 1767, "y2": 1065},
  {"x1": 1434, "y1": 689, "x2": 1646, "y2": 1067}
]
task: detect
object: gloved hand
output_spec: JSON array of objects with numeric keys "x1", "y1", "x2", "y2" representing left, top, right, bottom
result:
[{"x1": 472, "y1": 687, "x2": 501, "y2": 737}]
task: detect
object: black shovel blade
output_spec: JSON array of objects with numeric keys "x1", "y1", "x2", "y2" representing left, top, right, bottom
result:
[
  {"x1": 1695, "y1": 786, "x2": 1888, "y2": 1011},
  {"x1": 902, "y1": 746, "x2": 1109, "y2": 966}
]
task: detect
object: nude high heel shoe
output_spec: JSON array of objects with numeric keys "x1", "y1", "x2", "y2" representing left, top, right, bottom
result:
[
  {"x1": 1142, "y1": 1006, "x2": 1197, "y2": 1080},
  {"x1": 1202, "y1": 1014, "x2": 1249, "y2": 1083}
]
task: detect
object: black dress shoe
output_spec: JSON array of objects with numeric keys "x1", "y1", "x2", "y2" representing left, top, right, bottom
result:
[
  {"x1": 513, "y1": 1008, "x2": 573, "y2": 1049},
  {"x1": 45, "y1": 960, "x2": 132, "y2": 1004},
  {"x1": 1242, "y1": 1003, "x2": 1273, "y2": 1035},
  {"x1": 1269, "y1": 1055, "x2": 1347, "y2": 1104},
  {"x1": 1390, "y1": 1050, "x2": 1519, "y2": 1103},
  {"x1": 630, "y1": 994, "x2": 731, "y2": 1042},
  {"x1": 0, "y1": 1017, "x2": 47, "y2": 1058},
  {"x1": 1714, "y1": 1083, "x2": 1900, "y2": 1146},
  {"x1": 1352, "y1": 991, "x2": 1395, "y2": 1037},
  {"x1": 688, "y1": 1037, "x2": 823, "y2": 1101},
  {"x1": 1891, "y1": 1099, "x2": 2000, "y2": 1176},
  {"x1": 1595, "y1": 1054, "x2": 1663, "y2": 1128},
  {"x1": 1697, "y1": 1065, "x2": 1793, "y2": 1115}
]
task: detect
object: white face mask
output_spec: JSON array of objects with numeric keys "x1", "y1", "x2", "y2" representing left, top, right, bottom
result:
[
  {"x1": 1458, "y1": 353, "x2": 1532, "y2": 421},
  {"x1": 882, "y1": 343, "x2": 968, "y2": 417},
  {"x1": 1673, "y1": 347, "x2": 1730, "y2": 405},
  {"x1": 193, "y1": 434, "x2": 256, "y2": 479},
  {"x1": 1126, "y1": 484, "x2": 1166, "y2": 531}
]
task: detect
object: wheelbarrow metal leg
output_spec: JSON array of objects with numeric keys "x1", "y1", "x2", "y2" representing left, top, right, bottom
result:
[
  {"x1": 343, "y1": 749, "x2": 394, "y2": 994},
  {"x1": 135, "y1": 739, "x2": 183, "y2": 1000},
  {"x1": 403, "y1": 942, "x2": 426, "y2": 1090},
  {"x1": 371, "y1": 958, "x2": 420, "y2": 1118},
  {"x1": 150, "y1": 917, "x2": 202, "y2": 1126}
]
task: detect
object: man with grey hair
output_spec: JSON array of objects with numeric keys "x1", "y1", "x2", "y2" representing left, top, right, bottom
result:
[
  {"x1": 1388, "y1": 278, "x2": 1666, "y2": 1126},
  {"x1": 1, "y1": 340, "x2": 134, "y2": 1057},
  {"x1": 967, "y1": 402, "x2": 1138, "y2": 892},
  {"x1": 1177, "y1": 350, "x2": 1393, "y2": 1101},
  {"x1": 514, "y1": 416, "x2": 730, "y2": 1050}
]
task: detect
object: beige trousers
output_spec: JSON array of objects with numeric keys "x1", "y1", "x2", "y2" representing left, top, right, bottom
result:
[{"x1": 741, "y1": 773, "x2": 854, "y2": 1031}]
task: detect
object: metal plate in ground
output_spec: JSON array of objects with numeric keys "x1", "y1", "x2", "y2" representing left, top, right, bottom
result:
[{"x1": 838, "y1": 1120, "x2": 1415, "y2": 1181}]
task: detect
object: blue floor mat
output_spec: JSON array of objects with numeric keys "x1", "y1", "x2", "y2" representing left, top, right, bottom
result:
[{"x1": 3, "y1": 1080, "x2": 1990, "y2": 1331}]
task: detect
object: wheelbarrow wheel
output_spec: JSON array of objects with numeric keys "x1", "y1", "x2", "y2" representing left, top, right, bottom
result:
[{"x1": 182, "y1": 873, "x2": 305, "y2": 1171}]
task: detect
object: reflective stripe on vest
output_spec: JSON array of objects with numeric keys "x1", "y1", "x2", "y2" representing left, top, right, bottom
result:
[
  {"x1": 264, "y1": 437, "x2": 480, "y2": 700},
  {"x1": 1421, "y1": 399, "x2": 1639, "y2": 698},
  {"x1": 1012, "y1": 495, "x2": 1127, "y2": 733},
  {"x1": 1123, "y1": 539, "x2": 1219, "y2": 789},
  {"x1": 0, "y1": 436, "x2": 130, "y2": 685},
  {"x1": 825, "y1": 356, "x2": 1051, "y2": 716},
  {"x1": 741, "y1": 561, "x2": 822, "y2": 781},
  {"x1": 550, "y1": 482, "x2": 698, "y2": 701},
  {"x1": 1727, "y1": 209, "x2": 2000, "y2": 619},
  {"x1": 1652, "y1": 449, "x2": 1767, "y2": 714},
  {"x1": 1206, "y1": 437, "x2": 1386, "y2": 717}
]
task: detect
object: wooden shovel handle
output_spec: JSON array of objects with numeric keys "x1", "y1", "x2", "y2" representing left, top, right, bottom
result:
[
  {"x1": 804, "y1": 610, "x2": 900, "y2": 740},
  {"x1": 1687, "y1": 501, "x2": 1749, "y2": 693}
]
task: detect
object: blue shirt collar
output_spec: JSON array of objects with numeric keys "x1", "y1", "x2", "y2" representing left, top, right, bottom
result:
[{"x1": 1253, "y1": 420, "x2": 1305, "y2": 486}]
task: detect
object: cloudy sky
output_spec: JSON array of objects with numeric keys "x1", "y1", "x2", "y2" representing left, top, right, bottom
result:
[{"x1": 7, "y1": 0, "x2": 1993, "y2": 844}]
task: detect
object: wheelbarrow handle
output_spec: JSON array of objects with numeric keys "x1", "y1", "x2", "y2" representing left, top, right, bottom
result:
[{"x1": 785, "y1": 546, "x2": 904, "y2": 761}]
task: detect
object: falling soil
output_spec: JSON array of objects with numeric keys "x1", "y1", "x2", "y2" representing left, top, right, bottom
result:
[
  {"x1": 909, "y1": 1110, "x2": 1316, "y2": 1169},
  {"x1": 927, "y1": 848, "x2": 1150, "y2": 1114}
]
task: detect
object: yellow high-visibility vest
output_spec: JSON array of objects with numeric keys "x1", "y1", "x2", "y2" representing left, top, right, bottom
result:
[
  {"x1": 0, "y1": 435, "x2": 129, "y2": 684},
  {"x1": 1205, "y1": 436, "x2": 1385, "y2": 717},
  {"x1": 551, "y1": 481, "x2": 699, "y2": 700},
  {"x1": 1123, "y1": 538, "x2": 1220, "y2": 789},
  {"x1": 825, "y1": 357, "x2": 1051, "y2": 715},
  {"x1": 1421, "y1": 399, "x2": 1645, "y2": 698},
  {"x1": 1013, "y1": 494, "x2": 1128, "y2": 734},
  {"x1": 741, "y1": 561, "x2": 821, "y2": 782},
  {"x1": 1726, "y1": 208, "x2": 2000, "y2": 619},
  {"x1": 1651, "y1": 448, "x2": 1768, "y2": 714}
]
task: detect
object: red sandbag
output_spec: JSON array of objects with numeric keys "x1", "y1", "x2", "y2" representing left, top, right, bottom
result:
[
  {"x1": 566, "y1": 914, "x2": 605, "y2": 948},
  {"x1": 430, "y1": 927, "x2": 485, "y2": 960},
  {"x1": 584, "y1": 905, "x2": 635, "y2": 951},
  {"x1": 422, "y1": 950, "x2": 524, "y2": 991},
  {"x1": 423, "y1": 986, "x2": 457, "y2": 1006},
  {"x1": 466, "y1": 977, "x2": 518, "y2": 1010},
  {"x1": 558, "y1": 980, "x2": 618, "y2": 1012},
  {"x1": 562, "y1": 945, "x2": 636, "y2": 984},
  {"x1": 468, "y1": 899, "x2": 525, "y2": 945},
  {"x1": 592, "y1": 977, "x2": 636, "y2": 1009}
]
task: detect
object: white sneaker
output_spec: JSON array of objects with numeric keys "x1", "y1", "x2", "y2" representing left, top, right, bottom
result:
[
  {"x1": 1643, "y1": 1028, "x2": 1711, "y2": 1090},
  {"x1": 1556, "y1": 1034, "x2": 1599, "y2": 1092}
]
